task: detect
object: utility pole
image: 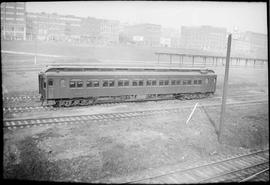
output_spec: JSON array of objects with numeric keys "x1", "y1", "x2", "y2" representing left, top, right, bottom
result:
[{"x1": 218, "y1": 34, "x2": 232, "y2": 143}]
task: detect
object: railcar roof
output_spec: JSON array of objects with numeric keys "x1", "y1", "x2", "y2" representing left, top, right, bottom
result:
[
  {"x1": 42, "y1": 65, "x2": 215, "y2": 74},
  {"x1": 45, "y1": 71, "x2": 216, "y2": 77}
]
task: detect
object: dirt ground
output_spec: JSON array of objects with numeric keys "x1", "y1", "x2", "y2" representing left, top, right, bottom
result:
[
  {"x1": 2, "y1": 42, "x2": 269, "y2": 182},
  {"x1": 3, "y1": 102, "x2": 268, "y2": 182}
]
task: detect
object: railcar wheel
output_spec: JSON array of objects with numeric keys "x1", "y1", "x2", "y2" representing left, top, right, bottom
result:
[
  {"x1": 59, "y1": 100, "x2": 65, "y2": 107},
  {"x1": 73, "y1": 99, "x2": 80, "y2": 106},
  {"x1": 64, "y1": 100, "x2": 72, "y2": 107},
  {"x1": 80, "y1": 99, "x2": 88, "y2": 106}
]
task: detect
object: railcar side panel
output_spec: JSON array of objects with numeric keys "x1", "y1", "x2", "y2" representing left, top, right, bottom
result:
[{"x1": 45, "y1": 74, "x2": 216, "y2": 100}]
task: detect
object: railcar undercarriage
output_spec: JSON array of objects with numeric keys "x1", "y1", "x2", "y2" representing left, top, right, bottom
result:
[{"x1": 47, "y1": 92, "x2": 213, "y2": 107}]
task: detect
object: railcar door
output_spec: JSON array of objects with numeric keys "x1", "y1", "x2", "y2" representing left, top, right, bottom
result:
[
  {"x1": 38, "y1": 73, "x2": 46, "y2": 101},
  {"x1": 47, "y1": 78, "x2": 54, "y2": 99}
]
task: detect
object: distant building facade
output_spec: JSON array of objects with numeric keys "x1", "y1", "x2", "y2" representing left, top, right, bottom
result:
[
  {"x1": 26, "y1": 12, "x2": 82, "y2": 41},
  {"x1": 161, "y1": 27, "x2": 181, "y2": 48},
  {"x1": 180, "y1": 25, "x2": 227, "y2": 52},
  {"x1": 1, "y1": 2, "x2": 26, "y2": 40},
  {"x1": 231, "y1": 30, "x2": 267, "y2": 58},
  {"x1": 123, "y1": 23, "x2": 162, "y2": 47},
  {"x1": 80, "y1": 17, "x2": 120, "y2": 45}
]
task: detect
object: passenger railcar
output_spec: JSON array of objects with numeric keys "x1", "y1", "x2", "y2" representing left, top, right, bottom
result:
[{"x1": 38, "y1": 65, "x2": 217, "y2": 107}]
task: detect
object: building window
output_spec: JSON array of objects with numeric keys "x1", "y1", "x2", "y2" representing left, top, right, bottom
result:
[
  {"x1": 152, "y1": 80, "x2": 157, "y2": 86},
  {"x1": 171, "y1": 80, "x2": 176, "y2": 85},
  {"x1": 194, "y1": 80, "x2": 198, "y2": 84},
  {"x1": 146, "y1": 80, "x2": 151, "y2": 86},
  {"x1": 164, "y1": 80, "x2": 169, "y2": 85},
  {"x1": 159, "y1": 80, "x2": 164, "y2": 86},
  {"x1": 198, "y1": 80, "x2": 202, "y2": 84},
  {"x1": 187, "y1": 80, "x2": 192, "y2": 85}
]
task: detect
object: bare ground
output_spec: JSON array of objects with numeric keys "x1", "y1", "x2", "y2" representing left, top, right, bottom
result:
[{"x1": 3, "y1": 102, "x2": 268, "y2": 182}]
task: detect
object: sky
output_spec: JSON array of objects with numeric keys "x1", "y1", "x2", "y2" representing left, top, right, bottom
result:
[{"x1": 26, "y1": 1, "x2": 267, "y2": 34}]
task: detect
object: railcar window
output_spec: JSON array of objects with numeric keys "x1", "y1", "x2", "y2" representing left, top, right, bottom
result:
[
  {"x1": 159, "y1": 80, "x2": 164, "y2": 86},
  {"x1": 171, "y1": 80, "x2": 176, "y2": 85},
  {"x1": 109, "y1": 80, "x2": 115, "y2": 87},
  {"x1": 132, "y1": 80, "x2": 138, "y2": 86},
  {"x1": 164, "y1": 80, "x2": 169, "y2": 85},
  {"x1": 124, "y1": 80, "x2": 129, "y2": 86},
  {"x1": 44, "y1": 82, "x2": 46, "y2": 88},
  {"x1": 118, "y1": 80, "x2": 123, "y2": 87},
  {"x1": 77, "y1": 81, "x2": 83, "y2": 88},
  {"x1": 69, "y1": 81, "x2": 76, "y2": 88},
  {"x1": 198, "y1": 80, "x2": 202, "y2": 84},
  {"x1": 176, "y1": 80, "x2": 181, "y2": 85},
  {"x1": 87, "y1": 81, "x2": 93, "y2": 87},
  {"x1": 139, "y1": 80, "x2": 143, "y2": 86},
  {"x1": 103, "y1": 80, "x2": 108, "y2": 87},
  {"x1": 152, "y1": 80, "x2": 157, "y2": 86},
  {"x1": 183, "y1": 80, "x2": 187, "y2": 85},
  {"x1": 187, "y1": 80, "x2": 192, "y2": 85},
  {"x1": 48, "y1": 79, "x2": 53, "y2": 86},
  {"x1": 93, "y1": 81, "x2": 99, "y2": 87}
]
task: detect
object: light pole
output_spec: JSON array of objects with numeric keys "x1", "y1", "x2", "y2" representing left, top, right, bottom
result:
[{"x1": 218, "y1": 34, "x2": 232, "y2": 143}]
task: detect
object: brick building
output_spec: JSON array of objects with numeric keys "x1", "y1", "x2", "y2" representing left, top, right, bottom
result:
[
  {"x1": 180, "y1": 25, "x2": 227, "y2": 52},
  {"x1": 1, "y1": 2, "x2": 26, "y2": 40}
]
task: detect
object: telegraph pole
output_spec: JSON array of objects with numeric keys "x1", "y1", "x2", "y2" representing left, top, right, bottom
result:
[{"x1": 218, "y1": 34, "x2": 232, "y2": 143}]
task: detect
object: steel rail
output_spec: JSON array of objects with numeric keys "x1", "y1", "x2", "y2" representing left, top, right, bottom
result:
[
  {"x1": 240, "y1": 168, "x2": 269, "y2": 182},
  {"x1": 3, "y1": 99, "x2": 268, "y2": 130},
  {"x1": 120, "y1": 149, "x2": 269, "y2": 184}
]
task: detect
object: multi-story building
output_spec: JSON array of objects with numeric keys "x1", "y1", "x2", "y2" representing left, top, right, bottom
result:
[
  {"x1": 245, "y1": 31, "x2": 267, "y2": 57},
  {"x1": 26, "y1": 12, "x2": 82, "y2": 41},
  {"x1": 1, "y1": 2, "x2": 26, "y2": 40},
  {"x1": 231, "y1": 30, "x2": 267, "y2": 58},
  {"x1": 180, "y1": 25, "x2": 227, "y2": 52},
  {"x1": 161, "y1": 27, "x2": 181, "y2": 48},
  {"x1": 80, "y1": 17, "x2": 120, "y2": 45},
  {"x1": 123, "y1": 23, "x2": 162, "y2": 47}
]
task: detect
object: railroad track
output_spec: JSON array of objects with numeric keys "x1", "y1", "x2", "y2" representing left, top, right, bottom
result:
[
  {"x1": 106, "y1": 149, "x2": 269, "y2": 183},
  {"x1": 3, "y1": 99, "x2": 268, "y2": 130},
  {"x1": 3, "y1": 93, "x2": 268, "y2": 114}
]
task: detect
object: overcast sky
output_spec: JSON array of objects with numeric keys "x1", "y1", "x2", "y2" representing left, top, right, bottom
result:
[{"x1": 26, "y1": 1, "x2": 267, "y2": 34}]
